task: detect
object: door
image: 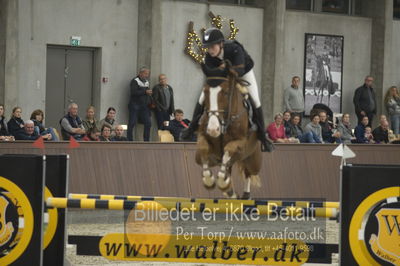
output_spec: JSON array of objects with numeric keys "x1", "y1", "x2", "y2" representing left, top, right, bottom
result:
[{"x1": 45, "y1": 46, "x2": 94, "y2": 131}]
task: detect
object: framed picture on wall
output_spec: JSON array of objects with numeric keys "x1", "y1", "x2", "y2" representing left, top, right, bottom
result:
[{"x1": 303, "y1": 33, "x2": 344, "y2": 116}]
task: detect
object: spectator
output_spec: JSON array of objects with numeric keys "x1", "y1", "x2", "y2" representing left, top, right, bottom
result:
[
  {"x1": 287, "y1": 113, "x2": 319, "y2": 143},
  {"x1": 282, "y1": 111, "x2": 292, "y2": 137},
  {"x1": 319, "y1": 111, "x2": 341, "y2": 143},
  {"x1": 7, "y1": 107, "x2": 25, "y2": 138},
  {"x1": 59, "y1": 103, "x2": 86, "y2": 140},
  {"x1": 152, "y1": 74, "x2": 175, "y2": 129},
  {"x1": 127, "y1": 67, "x2": 152, "y2": 141},
  {"x1": 266, "y1": 113, "x2": 289, "y2": 143},
  {"x1": 0, "y1": 104, "x2": 14, "y2": 141},
  {"x1": 99, "y1": 107, "x2": 117, "y2": 134},
  {"x1": 164, "y1": 109, "x2": 192, "y2": 142},
  {"x1": 283, "y1": 76, "x2": 305, "y2": 120},
  {"x1": 353, "y1": 76, "x2": 376, "y2": 126},
  {"x1": 82, "y1": 127, "x2": 100, "y2": 141},
  {"x1": 384, "y1": 86, "x2": 400, "y2": 134},
  {"x1": 304, "y1": 114, "x2": 323, "y2": 143},
  {"x1": 372, "y1": 120, "x2": 390, "y2": 144},
  {"x1": 15, "y1": 120, "x2": 51, "y2": 141},
  {"x1": 99, "y1": 124, "x2": 112, "y2": 142},
  {"x1": 365, "y1": 126, "x2": 375, "y2": 143},
  {"x1": 336, "y1": 113, "x2": 356, "y2": 144},
  {"x1": 112, "y1": 125, "x2": 128, "y2": 141},
  {"x1": 30, "y1": 109, "x2": 59, "y2": 141},
  {"x1": 82, "y1": 106, "x2": 100, "y2": 134},
  {"x1": 354, "y1": 116, "x2": 370, "y2": 143}
]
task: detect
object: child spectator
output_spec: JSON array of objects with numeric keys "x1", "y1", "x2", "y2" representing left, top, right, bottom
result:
[
  {"x1": 164, "y1": 109, "x2": 192, "y2": 141},
  {"x1": 365, "y1": 126, "x2": 375, "y2": 143}
]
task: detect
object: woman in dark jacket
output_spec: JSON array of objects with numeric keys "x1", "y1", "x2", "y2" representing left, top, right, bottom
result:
[{"x1": 7, "y1": 107, "x2": 25, "y2": 137}]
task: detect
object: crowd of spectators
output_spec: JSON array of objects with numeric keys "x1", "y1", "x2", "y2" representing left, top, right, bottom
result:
[{"x1": 0, "y1": 73, "x2": 399, "y2": 144}]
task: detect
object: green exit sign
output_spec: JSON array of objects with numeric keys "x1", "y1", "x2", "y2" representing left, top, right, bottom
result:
[{"x1": 70, "y1": 36, "x2": 81, "y2": 46}]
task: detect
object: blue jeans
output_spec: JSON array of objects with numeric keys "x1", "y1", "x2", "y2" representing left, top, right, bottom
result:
[
  {"x1": 298, "y1": 131, "x2": 321, "y2": 143},
  {"x1": 34, "y1": 126, "x2": 59, "y2": 141},
  {"x1": 390, "y1": 114, "x2": 400, "y2": 134},
  {"x1": 155, "y1": 110, "x2": 170, "y2": 130},
  {"x1": 127, "y1": 104, "x2": 152, "y2": 141}
]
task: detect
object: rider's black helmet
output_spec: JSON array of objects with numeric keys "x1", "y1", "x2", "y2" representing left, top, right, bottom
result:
[{"x1": 202, "y1": 28, "x2": 225, "y2": 47}]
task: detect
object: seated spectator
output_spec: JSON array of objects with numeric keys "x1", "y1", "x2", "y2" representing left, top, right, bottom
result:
[
  {"x1": 283, "y1": 111, "x2": 292, "y2": 137},
  {"x1": 7, "y1": 107, "x2": 25, "y2": 138},
  {"x1": 99, "y1": 124, "x2": 112, "y2": 142},
  {"x1": 82, "y1": 127, "x2": 100, "y2": 141},
  {"x1": 15, "y1": 120, "x2": 52, "y2": 140},
  {"x1": 365, "y1": 126, "x2": 375, "y2": 143},
  {"x1": 354, "y1": 116, "x2": 370, "y2": 143},
  {"x1": 287, "y1": 114, "x2": 319, "y2": 143},
  {"x1": 372, "y1": 120, "x2": 390, "y2": 144},
  {"x1": 164, "y1": 109, "x2": 192, "y2": 141},
  {"x1": 304, "y1": 114, "x2": 323, "y2": 143},
  {"x1": 266, "y1": 113, "x2": 289, "y2": 143},
  {"x1": 30, "y1": 109, "x2": 59, "y2": 141},
  {"x1": 82, "y1": 106, "x2": 100, "y2": 133},
  {"x1": 60, "y1": 103, "x2": 86, "y2": 140},
  {"x1": 0, "y1": 104, "x2": 14, "y2": 141},
  {"x1": 99, "y1": 107, "x2": 117, "y2": 134},
  {"x1": 319, "y1": 111, "x2": 341, "y2": 143},
  {"x1": 112, "y1": 125, "x2": 128, "y2": 141},
  {"x1": 336, "y1": 113, "x2": 356, "y2": 144}
]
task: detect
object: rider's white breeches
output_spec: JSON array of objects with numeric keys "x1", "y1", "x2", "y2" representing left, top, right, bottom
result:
[{"x1": 198, "y1": 69, "x2": 261, "y2": 108}]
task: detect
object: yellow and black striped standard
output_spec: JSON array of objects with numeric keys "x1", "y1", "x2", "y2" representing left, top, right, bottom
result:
[
  {"x1": 48, "y1": 197, "x2": 339, "y2": 219},
  {"x1": 69, "y1": 193, "x2": 340, "y2": 209}
]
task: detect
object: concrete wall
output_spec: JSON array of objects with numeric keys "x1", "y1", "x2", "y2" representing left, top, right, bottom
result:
[
  {"x1": 391, "y1": 20, "x2": 400, "y2": 88},
  {"x1": 16, "y1": 0, "x2": 138, "y2": 123},
  {"x1": 283, "y1": 11, "x2": 372, "y2": 124},
  {"x1": 0, "y1": 0, "x2": 6, "y2": 104},
  {"x1": 160, "y1": 1, "x2": 264, "y2": 118}
]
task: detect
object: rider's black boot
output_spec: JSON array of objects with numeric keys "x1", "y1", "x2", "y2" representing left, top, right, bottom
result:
[{"x1": 253, "y1": 107, "x2": 274, "y2": 152}]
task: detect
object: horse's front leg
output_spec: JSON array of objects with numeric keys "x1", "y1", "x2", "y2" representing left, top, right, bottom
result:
[
  {"x1": 217, "y1": 138, "x2": 247, "y2": 190},
  {"x1": 196, "y1": 134, "x2": 216, "y2": 189}
]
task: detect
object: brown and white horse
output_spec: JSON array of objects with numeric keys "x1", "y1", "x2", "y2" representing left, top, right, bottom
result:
[{"x1": 195, "y1": 71, "x2": 262, "y2": 199}]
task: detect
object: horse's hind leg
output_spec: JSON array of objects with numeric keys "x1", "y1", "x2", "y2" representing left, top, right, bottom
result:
[{"x1": 241, "y1": 147, "x2": 262, "y2": 200}]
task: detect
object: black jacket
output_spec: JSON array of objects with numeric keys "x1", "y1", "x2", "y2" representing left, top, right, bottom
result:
[
  {"x1": 353, "y1": 84, "x2": 377, "y2": 114},
  {"x1": 152, "y1": 84, "x2": 174, "y2": 114},
  {"x1": 111, "y1": 136, "x2": 128, "y2": 141},
  {"x1": 7, "y1": 117, "x2": 25, "y2": 137},
  {"x1": 165, "y1": 119, "x2": 191, "y2": 141},
  {"x1": 129, "y1": 76, "x2": 151, "y2": 106},
  {"x1": 0, "y1": 117, "x2": 9, "y2": 136},
  {"x1": 15, "y1": 130, "x2": 40, "y2": 141},
  {"x1": 202, "y1": 40, "x2": 254, "y2": 81},
  {"x1": 372, "y1": 126, "x2": 389, "y2": 143},
  {"x1": 288, "y1": 123, "x2": 303, "y2": 138}
]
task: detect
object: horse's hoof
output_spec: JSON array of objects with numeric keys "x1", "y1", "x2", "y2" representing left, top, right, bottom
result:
[
  {"x1": 217, "y1": 174, "x2": 231, "y2": 190},
  {"x1": 241, "y1": 192, "x2": 251, "y2": 200},
  {"x1": 223, "y1": 190, "x2": 237, "y2": 199},
  {"x1": 202, "y1": 174, "x2": 216, "y2": 189}
]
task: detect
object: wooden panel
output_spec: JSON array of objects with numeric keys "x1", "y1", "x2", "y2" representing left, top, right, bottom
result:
[{"x1": 0, "y1": 142, "x2": 399, "y2": 201}]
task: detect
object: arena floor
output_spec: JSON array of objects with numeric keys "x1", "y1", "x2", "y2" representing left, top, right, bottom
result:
[{"x1": 66, "y1": 210, "x2": 339, "y2": 265}]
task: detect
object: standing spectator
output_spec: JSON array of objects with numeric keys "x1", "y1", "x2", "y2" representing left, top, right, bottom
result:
[
  {"x1": 82, "y1": 127, "x2": 100, "y2": 141},
  {"x1": 30, "y1": 109, "x2": 59, "y2": 141},
  {"x1": 82, "y1": 106, "x2": 100, "y2": 134},
  {"x1": 283, "y1": 76, "x2": 305, "y2": 120},
  {"x1": 266, "y1": 113, "x2": 289, "y2": 143},
  {"x1": 112, "y1": 125, "x2": 128, "y2": 141},
  {"x1": 384, "y1": 86, "x2": 400, "y2": 134},
  {"x1": 99, "y1": 107, "x2": 117, "y2": 134},
  {"x1": 319, "y1": 111, "x2": 341, "y2": 143},
  {"x1": 59, "y1": 103, "x2": 86, "y2": 140},
  {"x1": 0, "y1": 104, "x2": 14, "y2": 141},
  {"x1": 354, "y1": 116, "x2": 370, "y2": 143},
  {"x1": 7, "y1": 107, "x2": 25, "y2": 138},
  {"x1": 304, "y1": 114, "x2": 323, "y2": 143},
  {"x1": 164, "y1": 109, "x2": 191, "y2": 142},
  {"x1": 372, "y1": 120, "x2": 390, "y2": 144},
  {"x1": 99, "y1": 124, "x2": 112, "y2": 142},
  {"x1": 127, "y1": 67, "x2": 152, "y2": 141},
  {"x1": 152, "y1": 74, "x2": 175, "y2": 129},
  {"x1": 353, "y1": 76, "x2": 376, "y2": 126},
  {"x1": 282, "y1": 111, "x2": 292, "y2": 137},
  {"x1": 336, "y1": 113, "x2": 356, "y2": 144},
  {"x1": 15, "y1": 120, "x2": 52, "y2": 141},
  {"x1": 287, "y1": 113, "x2": 320, "y2": 143}
]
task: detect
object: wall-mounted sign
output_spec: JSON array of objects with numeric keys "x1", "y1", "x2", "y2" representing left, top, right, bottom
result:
[{"x1": 70, "y1": 36, "x2": 81, "y2": 46}]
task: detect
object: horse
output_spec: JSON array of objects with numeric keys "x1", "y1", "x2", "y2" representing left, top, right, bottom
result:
[{"x1": 195, "y1": 69, "x2": 262, "y2": 199}]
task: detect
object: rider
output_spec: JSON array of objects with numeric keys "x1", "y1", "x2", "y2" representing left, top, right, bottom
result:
[{"x1": 181, "y1": 27, "x2": 273, "y2": 152}]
